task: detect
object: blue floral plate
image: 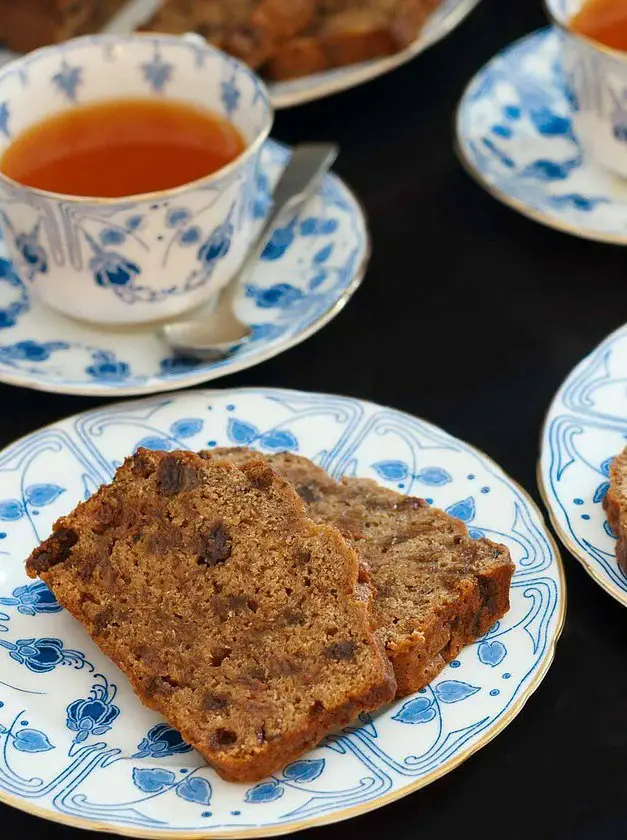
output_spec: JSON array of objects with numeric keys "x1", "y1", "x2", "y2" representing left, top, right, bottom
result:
[
  {"x1": 539, "y1": 325, "x2": 627, "y2": 607},
  {"x1": 456, "y1": 28, "x2": 627, "y2": 244},
  {"x1": 0, "y1": 387, "x2": 565, "y2": 837},
  {"x1": 0, "y1": 141, "x2": 368, "y2": 396}
]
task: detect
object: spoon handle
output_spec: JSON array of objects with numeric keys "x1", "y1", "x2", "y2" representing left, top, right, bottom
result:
[{"x1": 232, "y1": 143, "x2": 339, "y2": 290}]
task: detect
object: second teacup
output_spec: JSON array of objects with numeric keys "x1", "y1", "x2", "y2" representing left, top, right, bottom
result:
[{"x1": 546, "y1": 0, "x2": 627, "y2": 179}]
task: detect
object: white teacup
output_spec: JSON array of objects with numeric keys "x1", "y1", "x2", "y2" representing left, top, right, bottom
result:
[
  {"x1": 546, "y1": 0, "x2": 627, "y2": 178},
  {"x1": 0, "y1": 34, "x2": 273, "y2": 325}
]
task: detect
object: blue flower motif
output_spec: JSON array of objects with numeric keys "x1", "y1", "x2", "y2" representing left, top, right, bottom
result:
[
  {"x1": 0, "y1": 258, "x2": 29, "y2": 328},
  {"x1": 99, "y1": 229, "x2": 126, "y2": 246},
  {"x1": 167, "y1": 208, "x2": 191, "y2": 228},
  {"x1": 227, "y1": 418, "x2": 258, "y2": 445},
  {"x1": 259, "y1": 429, "x2": 298, "y2": 452},
  {"x1": 283, "y1": 758, "x2": 325, "y2": 782},
  {"x1": 392, "y1": 695, "x2": 437, "y2": 725},
  {"x1": 142, "y1": 51, "x2": 174, "y2": 94},
  {"x1": 246, "y1": 283, "x2": 305, "y2": 309},
  {"x1": 66, "y1": 678, "x2": 120, "y2": 744},
  {"x1": 0, "y1": 102, "x2": 10, "y2": 138},
  {"x1": 126, "y1": 215, "x2": 144, "y2": 231},
  {"x1": 0, "y1": 581, "x2": 61, "y2": 616},
  {"x1": 446, "y1": 497, "x2": 476, "y2": 523},
  {"x1": 0, "y1": 340, "x2": 69, "y2": 363},
  {"x1": 415, "y1": 467, "x2": 452, "y2": 486},
  {"x1": 179, "y1": 226, "x2": 201, "y2": 246},
  {"x1": 133, "y1": 767, "x2": 176, "y2": 793},
  {"x1": 25, "y1": 484, "x2": 65, "y2": 507},
  {"x1": 434, "y1": 679, "x2": 480, "y2": 703},
  {"x1": 177, "y1": 776, "x2": 212, "y2": 805},
  {"x1": 135, "y1": 436, "x2": 173, "y2": 452},
  {"x1": 16, "y1": 223, "x2": 48, "y2": 279},
  {"x1": 85, "y1": 352, "x2": 131, "y2": 382},
  {"x1": 0, "y1": 499, "x2": 24, "y2": 520},
  {"x1": 170, "y1": 418, "x2": 204, "y2": 438},
  {"x1": 221, "y1": 76, "x2": 241, "y2": 117},
  {"x1": 90, "y1": 249, "x2": 141, "y2": 289},
  {"x1": 300, "y1": 217, "x2": 338, "y2": 236},
  {"x1": 52, "y1": 61, "x2": 83, "y2": 101},
  {"x1": 160, "y1": 356, "x2": 200, "y2": 374},
  {"x1": 600, "y1": 457, "x2": 614, "y2": 477},
  {"x1": 198, "y1": 216, "x2": 233, "y2": 267},
  {"x1": 372, "y1": 460, "x2": 409, "y2": 482},
  {"x1": 245, "y1": 780, "x2": 284, "y2": 803},
  {"x1": 12, "y1": 728, "x2": 54, "y2": 753},
  {"x1": 261, "y1": 223, "x2": 295, "y2": 261},
  {"x1": 477, "y1": 640, "x2": 507, "y2": 667},
  {"x1": 313, "y1": 244, "x2": 333, "y2": 264},
  {"x1": 0, "y1": 637, "x2": 87, "y2": 674},
  {"x1": 134, "y1": 723, "x2": 192, "y2": 759},
  {"x1": 593, "y1": 482, "x2": 610, "y2": 504}
]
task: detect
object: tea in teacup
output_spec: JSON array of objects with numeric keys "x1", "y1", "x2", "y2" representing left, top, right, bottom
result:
[
  {"x1": 0, "y1": 98, "x2": 246, "y2": 198},
  {"x1": 570, "y1": 0, "x2": 627, "y2": 52}
]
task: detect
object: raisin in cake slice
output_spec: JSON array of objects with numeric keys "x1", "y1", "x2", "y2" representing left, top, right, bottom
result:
[
  {"x1": 603, "y1": 447, "x2": 627, "y2": 575},
  {"x1": 26, "y1": 449, "x2": 395, "y2": 782},
  {"x1": 202, "y1": 448, "x2": 515, "y2": 697}
]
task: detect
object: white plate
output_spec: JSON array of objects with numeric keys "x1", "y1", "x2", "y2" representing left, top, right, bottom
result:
[
  {"x1": 540, "y1": 325, "x2": 627, "y2": 607},
  {"x1": 456, "y1": 28, "x2": 627, "y2": 244},
  {"x1": 0, "y1": 141, "x2": 368, "y2": 397},
  {"x1": 0, "y1": 0, "x2": 481, "y2": 110},
  {"x1": 0, "y1": 387, "x2": 565, "y2": 837}
]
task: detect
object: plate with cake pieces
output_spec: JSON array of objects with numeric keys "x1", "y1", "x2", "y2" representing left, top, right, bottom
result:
[
  {"x1": 540, "y1": 324, "x2": 627, "y2": 608},
  {"x1": 0, "y1": 387, "x2": 564, "y2": 837},
  {"x1": 0, "y1": 0, "x2": 482, "y2": 110}
]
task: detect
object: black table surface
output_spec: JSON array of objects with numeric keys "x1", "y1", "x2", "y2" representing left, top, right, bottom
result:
[{"x1": 2, "y1": 1, "x2": 627, "y2": 837}]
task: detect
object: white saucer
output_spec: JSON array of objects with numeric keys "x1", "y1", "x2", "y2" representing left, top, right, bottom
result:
[
  {"x1": 456, "y1": 28, "x2": 627, "y2": 244},
  {"x1": 540, "y1": 324, "x2": 627, "y2": 608},
  {"x1": 0, "y1": 387, "x2": 564, "y2": 837},
  {"x1": 0, "y1": 141, "x2": 368, "y2": 397}
]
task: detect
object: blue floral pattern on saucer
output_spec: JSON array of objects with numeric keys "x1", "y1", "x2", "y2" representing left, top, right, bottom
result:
[
  {"x1": 540, "y1": 324, "x2": 627, "y2": 607},
  {"x1": 0, "y1": 388, "x2": 564, "y2": 837},
  {"x1": 0, "y1": 141, "x2": 368, "y2": 396},
  {"x1": 456, "y1": 28, "x2": 627, "y2": 243}
]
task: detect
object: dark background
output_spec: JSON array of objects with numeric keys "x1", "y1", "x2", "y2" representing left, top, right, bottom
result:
[{"x1": 2, "y1": 0, "x2": 627, "y2": 837}]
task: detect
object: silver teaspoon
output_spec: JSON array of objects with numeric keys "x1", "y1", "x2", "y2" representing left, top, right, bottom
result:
[{"x1": 160, "y1": 143, "x2": 339, "y2": 361}]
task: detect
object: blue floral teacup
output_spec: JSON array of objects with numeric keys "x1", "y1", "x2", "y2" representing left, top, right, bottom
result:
[
  {"x1": 0, "y1": 34, "x2": 272, "y2": 325},
  {"x1": 546, "y1": 0, "x2": 627, "y2": 178}
]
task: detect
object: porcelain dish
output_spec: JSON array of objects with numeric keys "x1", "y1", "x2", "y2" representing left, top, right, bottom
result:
[{"x1": 0, "y1": 387, "x2": 565, "y2": 837}]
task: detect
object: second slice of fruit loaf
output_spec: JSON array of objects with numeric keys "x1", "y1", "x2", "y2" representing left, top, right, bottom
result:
[{"x1": 202, "y1": 448, "x2": 515, "y2": 697}]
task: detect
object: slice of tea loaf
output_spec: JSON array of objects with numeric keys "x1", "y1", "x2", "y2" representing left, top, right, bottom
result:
[
  {"x1": 26, "y1": 449, "x2": 396, "y2": 782},
  {"x1": 141, "y1": 0, "x2": 318, "y2": 69},
  {"x1": 202, "y1": 448, "x2": 515, "y2": 697},
  {"x1": 264, "y1": 0, "x2": 442, "y2": 80},
  {"x1": 603, "y1": 447, "x2": 627, "y2": 575},
  {"x1": 0, "y1": 0, "x2": 128, "y2": 53}
]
